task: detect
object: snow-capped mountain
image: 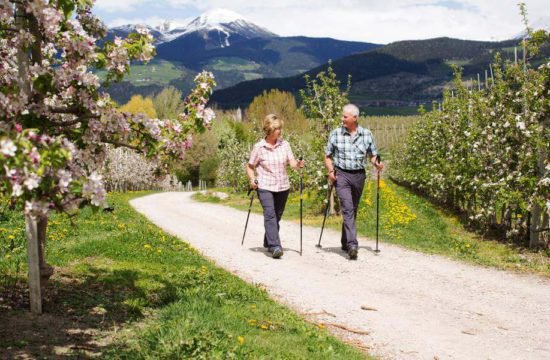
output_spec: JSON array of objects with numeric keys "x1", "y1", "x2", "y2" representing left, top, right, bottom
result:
[
  {"x1": 110, "y1": 24, "x2": 165, "y2": 43},
  {"x1": 109, "y1": 8, "x2": 276, "y2": 48},
  {"x1": 177, "y1": 8, "x2": 276, "y2": 47}
]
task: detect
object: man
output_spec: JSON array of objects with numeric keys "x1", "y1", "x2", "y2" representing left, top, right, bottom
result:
[{"x1": 325, "y1": 104, "x2": 384, "y2": 260}]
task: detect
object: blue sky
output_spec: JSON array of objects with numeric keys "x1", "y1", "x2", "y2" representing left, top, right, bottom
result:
[{"x1": 93, "y1": 0, "x2": 549, "y2": 43}]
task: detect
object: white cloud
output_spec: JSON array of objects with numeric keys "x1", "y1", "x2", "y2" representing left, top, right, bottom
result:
[
  {"x1": 95, "y1": 0, "x2": 151, "y2": 13},
  {"x1": 96, "y1": 0, "x2": 550, "y2": 43},
  {"x1": 109, "y1": 16, "x2": 193, "y2": 29}
]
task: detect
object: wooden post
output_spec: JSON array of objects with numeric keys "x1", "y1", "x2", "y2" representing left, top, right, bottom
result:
[
  {"x1": 489, "y1": 64, "x2": 494, "y2": 86},
  {"x1": 484, "y1": 70, "x2": 488, "y2": 89},
  {"x1": 514, "y1": 46, "x2": 518, "y2": 64},
  {"x1": 25, "y1": 215, "x2": 42, "y2": 314},
  {"x1": 477, "y1": 73, "x2": 481, "y2": 91}
]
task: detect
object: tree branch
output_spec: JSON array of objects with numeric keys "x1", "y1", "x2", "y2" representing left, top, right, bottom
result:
[
  {"x1": 102, "y1": 139, "x2": 141, "y2": 152},
  {"x1": 49, "y1": 106, "x2": 81, "y2": 114},
  {"x1": 0, "y1": 27, "x2": 19, "y2": 33}
]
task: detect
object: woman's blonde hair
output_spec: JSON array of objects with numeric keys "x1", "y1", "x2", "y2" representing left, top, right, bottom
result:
[{"x1": 263, "y1": 114, "x2": 284, "y2": 136}]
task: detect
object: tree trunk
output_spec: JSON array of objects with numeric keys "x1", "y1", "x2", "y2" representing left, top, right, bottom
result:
[
  {"x1": 24, "y1": 214, "x2": 53, "y2": 315},
  {"x1": 38, "y1": 215, "x2": 53, "y2": 286},
  {"x1": 15, "y1": 3, "x2": 31, "y2": 98},
  {"x1": 25, "y1": 215, "x2": 42, "y2": 314}
]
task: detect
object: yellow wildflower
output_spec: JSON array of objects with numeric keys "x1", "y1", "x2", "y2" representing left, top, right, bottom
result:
[{"x1": 237, "y1": 336, "x2": 244, "y2": 344}]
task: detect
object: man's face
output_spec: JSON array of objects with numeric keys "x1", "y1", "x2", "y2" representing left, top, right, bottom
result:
[{"x1": 341, "y1": 111, "x2": 357, "y2": 129}]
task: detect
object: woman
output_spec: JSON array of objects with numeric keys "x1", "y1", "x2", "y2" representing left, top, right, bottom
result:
[{"x1": 246, "y1": 114, "x2": 304, "y2": 259}]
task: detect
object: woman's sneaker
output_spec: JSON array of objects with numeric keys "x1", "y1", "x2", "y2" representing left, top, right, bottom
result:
[
  {"x1": 348, "y1": 246, "x2": 358, "y2": 260},
  {"x1": 272, "y1": 247, "x2": 284, "y2": 259}
]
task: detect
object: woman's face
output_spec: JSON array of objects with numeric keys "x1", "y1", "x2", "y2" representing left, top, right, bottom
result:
[{"x1": 268, "y1": 127, "x2": 282, "y2": 139}]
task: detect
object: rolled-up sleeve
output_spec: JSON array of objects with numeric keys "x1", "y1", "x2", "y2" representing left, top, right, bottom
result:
[
  {"x1": 285, "y1": 141, "x2": 296, "y2": 163},
  {"x1": 366, "y1": 131, "x2": 378, "y2": 157},
  {"x1": 248, "y1": 146, "x2": 260, "y2": 166}
]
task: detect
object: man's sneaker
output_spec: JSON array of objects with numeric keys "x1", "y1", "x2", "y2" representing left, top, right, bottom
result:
[
  {"x1": 348, "y1": 246, "x2": 358, "y2": 260},
  {"x1": 272, "y1": 247, "x2": 284, "y2": 259}
]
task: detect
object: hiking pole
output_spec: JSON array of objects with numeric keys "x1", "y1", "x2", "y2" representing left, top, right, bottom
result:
[
  {"x1": 316, "y1": 184, "x2": 333, "y2": 248},
  {"x1": 241, "y1": 180, "x2": 258, "y2": 246},
  {"x1": 374, "y1": 155, "x2": 381, "y2": 253},
  {"x1": 299, "y1": 157, "x2": 303, "y2": 256}
]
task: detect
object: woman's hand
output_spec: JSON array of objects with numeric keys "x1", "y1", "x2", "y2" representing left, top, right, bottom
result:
[
  {"x1": 250, "y1": 179, "x2": 258, "y2": 190},
  {"x1": 297, "y1": 159, "x2": 305, "y2": 169}
]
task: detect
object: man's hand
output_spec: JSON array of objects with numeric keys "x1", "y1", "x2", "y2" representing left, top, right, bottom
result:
[
  {"x1": 328, "y1": 171, "x2": 337, "y2": 184},
  {"x1": 374, "y1": 162, "x2": 384, "y2": 171},
  {"x1": 372, "y1": 155, "x2": 384, "y2": 172}
]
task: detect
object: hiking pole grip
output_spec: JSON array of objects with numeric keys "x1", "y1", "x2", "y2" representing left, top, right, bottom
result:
[{"x1": 247, "y1": 179, "x2": 259, "y2": 197}]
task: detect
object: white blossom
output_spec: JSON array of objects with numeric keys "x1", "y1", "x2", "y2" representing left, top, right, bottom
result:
[{"x1": 1, "y1": 139, "x2": 17, "y2": 157}]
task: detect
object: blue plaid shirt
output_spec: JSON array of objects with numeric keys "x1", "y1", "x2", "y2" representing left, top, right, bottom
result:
[{"x1": 325, "y1": 126, "x2": 378, "y2": 170}]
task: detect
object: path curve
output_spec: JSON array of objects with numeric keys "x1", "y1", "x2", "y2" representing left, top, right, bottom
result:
[{"x1": 131, "y1": 192, "x2": 550, "y2": 360}]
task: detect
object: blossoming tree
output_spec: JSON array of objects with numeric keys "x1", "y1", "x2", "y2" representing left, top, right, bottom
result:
[
  {"x1": 0, "y1": 0, "x2": 216, "y2": 313},
  {"x1": 391, "y1": 26, "x2": 549, "y2": 247}
]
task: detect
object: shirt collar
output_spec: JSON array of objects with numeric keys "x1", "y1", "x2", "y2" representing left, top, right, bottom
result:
[
  {"x1": 260, "y1": 138, "x2": 283, "y2": 148},
  {"x1": 340, "y1": 125, "x2": 364, "y2": 136}
]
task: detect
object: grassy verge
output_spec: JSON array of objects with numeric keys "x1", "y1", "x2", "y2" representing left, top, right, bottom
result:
[
  {"x1": 195, "y1": 181, "x2": 550, "y2": 276},
  {"x1": 0, "y1": 192, "x2": 368, "y2": 359}
]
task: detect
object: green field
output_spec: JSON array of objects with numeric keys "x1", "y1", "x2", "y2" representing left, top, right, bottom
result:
[
  {"x1": 96, "y1": 60, "x2": 187, "y2": 87},
  {"x1": 208, "y1": 57, "x2": 262, "y2": 71},
  {"x1": 0, "y1": 192, "x2": 369, "y2": 359}
]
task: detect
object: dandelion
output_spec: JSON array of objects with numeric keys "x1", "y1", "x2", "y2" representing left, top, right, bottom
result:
[
  {"x1": 237, "y1": 336, "x2": 244, "y2": 344},
  {"x1": 143, "y1": 244, "x2": 152, "y2": 250},
  {"x1": 260, "y1": 324, "x2": 268, "y2": 330}
]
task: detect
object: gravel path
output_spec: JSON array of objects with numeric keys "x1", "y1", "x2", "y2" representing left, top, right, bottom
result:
[{"x1": 131, "y1": 192, "x2": 550, "y2": 360}]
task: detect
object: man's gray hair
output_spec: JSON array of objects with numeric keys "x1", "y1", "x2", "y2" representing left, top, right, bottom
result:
[{"x1": 343, "y1": 103, "x2": 360, "y2": 117}]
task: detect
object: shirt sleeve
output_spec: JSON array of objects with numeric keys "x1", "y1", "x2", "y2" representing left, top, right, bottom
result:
[
  {"x1": 248, "y1": 145, "x2": 260, "y2": 166},
  {"x1": 286, "y1": 141, "x2": 296, "y2": 163},
  {"x1": 366, "y1": 131, "x2": 378, "y2": 157},
  {"x1": 325, "y1": 131, "x2": 335, "y2": 156}
]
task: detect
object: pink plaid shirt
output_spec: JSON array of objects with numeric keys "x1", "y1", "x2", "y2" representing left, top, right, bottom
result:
[{"x1": 248, "y1": 139, "x2": 296, "y2": 192}]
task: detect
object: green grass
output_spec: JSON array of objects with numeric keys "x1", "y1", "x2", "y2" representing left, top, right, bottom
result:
[
  {"x1": 96, "y1": 60, "x2": 187, "y2": 87},
  {"x1": 444, "y1": 59, "x2": 472, "y2": 67},
  {"x1": 243, "y1": 72, "x2": 264, "y2": 81},
  {"x1": 195, "y1": 181, "x2": 550, "y2": 276},
  {"x1": 0, "y1": 192, "x2": 369, "y2": 359},
  {"x1": 208, "y1": 57, "x2": 261, "y2": 72}
]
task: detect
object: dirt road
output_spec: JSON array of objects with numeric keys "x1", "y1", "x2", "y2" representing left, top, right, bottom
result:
[{"x1": 131, "y1": 192, "x2": 550, "y2": 360}]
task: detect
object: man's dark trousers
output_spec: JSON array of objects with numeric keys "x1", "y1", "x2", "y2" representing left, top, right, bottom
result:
[
  {"x1": 335, "y1": 168, "x2": 366, "y2": 249},
  {"x1": 257, "y1": 189, "x2": 289, "y2": 250}
]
